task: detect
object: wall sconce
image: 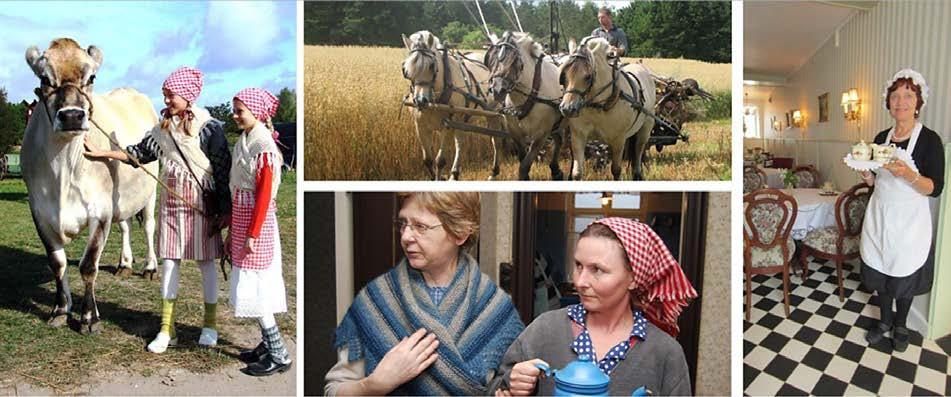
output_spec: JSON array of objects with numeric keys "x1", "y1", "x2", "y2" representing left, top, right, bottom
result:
[
  {"x1": 772, "y1": 118, "x2": 782, "y2": 131},
  {"x1": 600, "y1": 192, "x2": 613, "y2": 207},
  {"x1": 792, "y1": 110, "x2": 803, "y2": 128},
  {"x1": 841, "y1": 88, "x2": 861, "y2": 121}
]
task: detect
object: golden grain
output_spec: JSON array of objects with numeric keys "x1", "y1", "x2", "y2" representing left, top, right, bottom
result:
[{"x1": 304, "y1": 45, "x2": 731, "y2": 181}]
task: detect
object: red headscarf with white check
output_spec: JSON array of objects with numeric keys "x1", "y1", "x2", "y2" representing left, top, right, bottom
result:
[
  {"x1": 592, "y1": 217, "x2": 698, "y2": 337},
  {"x1": 234, "y1": 88, "x2": 279, "y2": 122},
  {"x1": 162, "y1": 67, "x2": 203, "y2": 103}
]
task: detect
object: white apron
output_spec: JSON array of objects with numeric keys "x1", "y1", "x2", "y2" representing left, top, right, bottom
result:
[{"x1": 860, "y1": 122, "x2": 931, "y2": 277}]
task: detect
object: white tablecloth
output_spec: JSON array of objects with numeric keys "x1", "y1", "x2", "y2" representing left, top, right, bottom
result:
[
  {"x1": 762, "y1": 168, "x2": 784, "y2": 189},
  {"x1": 787, "y1": 188, "x2": 838, "y2": 240}
]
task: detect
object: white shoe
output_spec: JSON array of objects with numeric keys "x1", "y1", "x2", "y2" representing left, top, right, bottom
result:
[
  {"x1": 199, "y1": 328, "x2": 218, "y2": 347},
  {"x1": 147, "y1": 332, "x2": 177, "y2": 353}
]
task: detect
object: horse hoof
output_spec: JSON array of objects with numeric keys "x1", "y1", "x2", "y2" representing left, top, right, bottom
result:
[
  {"x1": 115, "y1": 267, "x2": 133, "y2": 277},
  {"x1": 48, "y1": 314, "x2": 69, "y2": 328},
  {"x1": 142, "y1": 269, "x2": 157, "y2": 281},
  {"x1": 80, "y1": 321, "x2": 102, "y2": 335}
]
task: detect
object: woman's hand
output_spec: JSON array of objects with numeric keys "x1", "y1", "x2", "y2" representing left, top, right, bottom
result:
[
  {"x1": 83, "y1": 135, "x2": 105, "y2": 158},
  {"x1": 883, "y1": 159, "x2": 916, "y2": 180},
  {"x1": 364, "y1": 328, "x2": 440, "y2": 393},
  {"x1": 83, "y1": 135, "x2": 129, "y2": 161},
  {"x1": 242, "y1": 237, "x2": 256, "y2": 256},
  {"x1": 507, "y1": 359, "x2": 548, "y2": 396}
]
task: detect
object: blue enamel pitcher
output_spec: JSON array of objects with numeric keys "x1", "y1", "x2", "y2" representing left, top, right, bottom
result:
[{"x1": 534, "y1": 354, "x2": 651, "y2": 396}]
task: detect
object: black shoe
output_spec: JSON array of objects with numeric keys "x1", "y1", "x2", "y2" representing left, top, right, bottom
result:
[
  {"x1": 241, "y1": 354, "x2": 291, "y2": 377},
  {"x1": 239, "y1": 342, "x2": 268, "y2": 364},
  {"x1": 866, "y1": 321, "x2": 890, "y2": 345},
  {"x1": 893, "y1": 326, "x2": 910, "y2": 352}
]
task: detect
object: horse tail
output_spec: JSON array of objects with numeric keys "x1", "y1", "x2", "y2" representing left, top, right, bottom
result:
[{"x1": 625, "y1": 134, "x2": 637, "y2": 168}]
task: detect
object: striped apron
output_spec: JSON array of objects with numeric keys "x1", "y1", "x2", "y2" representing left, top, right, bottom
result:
[{"x1": 158, "y1": 164, "x2": 223, "y2": 260}]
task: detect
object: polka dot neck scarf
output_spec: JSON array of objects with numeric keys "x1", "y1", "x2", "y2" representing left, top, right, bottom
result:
[{"x1": 567, "y1": 304, "x2": 649, "y2": 375}]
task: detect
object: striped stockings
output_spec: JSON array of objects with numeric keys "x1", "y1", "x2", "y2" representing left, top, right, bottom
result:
[{"x1": 259, "y1": 314, "x2": 290, "y2": 364}]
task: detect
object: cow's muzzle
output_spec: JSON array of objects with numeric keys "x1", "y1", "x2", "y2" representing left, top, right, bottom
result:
[{"x1": 56, "y1": 107, "x2": 88, "y2": 133}]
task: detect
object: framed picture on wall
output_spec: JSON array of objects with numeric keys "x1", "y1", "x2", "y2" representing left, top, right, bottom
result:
[
  {"x1": 785, "y1": 112, "x2": 792, "y2": 129},
  {"x1": 818, "y1": 92, "x2": 829, "y2": 122}
]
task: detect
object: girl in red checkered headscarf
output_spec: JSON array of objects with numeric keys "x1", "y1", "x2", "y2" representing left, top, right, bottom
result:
[
  {"x1": 489, "y1": 217, "x2": 698, "y2": 396},
  {"x1": 84, "y1": 66, "x2": 232, "y2": 355},
  {"x1": 227, "y1": 87, "x2": 290, "y2": 376}
]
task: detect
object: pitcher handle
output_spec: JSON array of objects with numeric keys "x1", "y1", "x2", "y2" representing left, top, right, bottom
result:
[{"x1": 533, "y1": 362, "x2": 552, "y2": 377}]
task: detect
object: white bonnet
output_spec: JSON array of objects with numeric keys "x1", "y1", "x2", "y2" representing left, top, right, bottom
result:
[{"x1": 882, "y1": 68, "x2": 929, "y2": 111}]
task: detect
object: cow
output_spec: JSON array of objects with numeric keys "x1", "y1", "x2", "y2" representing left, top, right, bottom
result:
[{"x1": 22, "y1": 38, "x2": 158, "y2": 334}]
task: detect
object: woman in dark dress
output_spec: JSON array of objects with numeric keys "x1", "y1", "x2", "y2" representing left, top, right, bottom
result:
[{"x1": 858, "y1": 68, "x2": 945, "y2": 352}]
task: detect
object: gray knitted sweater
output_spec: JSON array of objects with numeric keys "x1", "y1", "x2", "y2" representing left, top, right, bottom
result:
[{"x1": 487, "y1": 307, "x2": 692, "y2": 396}]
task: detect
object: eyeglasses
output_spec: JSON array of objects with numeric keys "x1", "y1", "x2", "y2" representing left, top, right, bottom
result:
[{"x1": 393, "y1": 219, "x2": 443, "y2": 236}]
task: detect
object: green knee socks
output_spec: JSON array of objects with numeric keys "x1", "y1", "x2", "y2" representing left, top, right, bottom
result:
[{"x1": 203, "y1": 303, "x2": 217, "y2": 330}]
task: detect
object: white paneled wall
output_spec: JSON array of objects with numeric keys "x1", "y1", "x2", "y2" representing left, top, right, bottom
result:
[
  {"x1": 748, "y1": 0, "x2": 951, "y2": 193},
  {"x1": 746, "y1": 0, "x2": 951, "y2": 335}
]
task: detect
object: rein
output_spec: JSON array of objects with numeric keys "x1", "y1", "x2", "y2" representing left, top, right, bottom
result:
[
  {"x1": 401, "y1": 46, "x2": 494, "y2": 115},
  {"x1": 561, "y1": 51, "x2": 624, "y2": 111},
  {"x1": 34, "y1": 82, "x2": 208, "y2": 216}
]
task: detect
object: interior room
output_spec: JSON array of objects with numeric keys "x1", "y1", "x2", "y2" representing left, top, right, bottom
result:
[
  {"x1": 743, "y1": 1, "x2": 951, "y2": 395},
  {"x1": 305, "y1": 192, "x2": 729, "y2": 396}
]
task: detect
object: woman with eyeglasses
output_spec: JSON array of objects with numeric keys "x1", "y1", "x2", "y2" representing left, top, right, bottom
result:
[{"x1": 325, "y1": 192, "x2": 525, "y2": 395}]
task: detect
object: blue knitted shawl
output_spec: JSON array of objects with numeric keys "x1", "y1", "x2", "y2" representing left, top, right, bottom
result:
[{"x1": 334, "y1": 253, "x2": 524, "y2": 395}]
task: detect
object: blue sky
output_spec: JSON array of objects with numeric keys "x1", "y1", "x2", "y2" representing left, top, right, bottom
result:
[{"x1": 0, "y1": 1, "x2": 296, "y2": 111}]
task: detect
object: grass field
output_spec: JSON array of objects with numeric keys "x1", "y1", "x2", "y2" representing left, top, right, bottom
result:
[
  {"x1": 304, "y1": 45, "x2": 731, "y2": 181},
  {"x1": 0, "y1": 171, "x2": 297, "y2": 392}
]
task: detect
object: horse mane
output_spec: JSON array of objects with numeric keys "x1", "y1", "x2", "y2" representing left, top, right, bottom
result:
[
  {"x1": 579, "y1": 36, "x2": 611, "y2": 71},
  {"x1": 403, "y1": 31, "x2": 441, "y2": 80},
  {"x1": 511, "y1": 32, "x2": 545, "y2": 58}
]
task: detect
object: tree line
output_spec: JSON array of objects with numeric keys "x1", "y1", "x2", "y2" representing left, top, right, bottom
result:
[{"x1": 304, "y1": 0, "x2": 730, "y2": 63}]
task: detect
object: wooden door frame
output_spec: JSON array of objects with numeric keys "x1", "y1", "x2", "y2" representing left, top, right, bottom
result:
[
  {"x1": 679, "y1": 192, "x2": 707, "y2": 393},
  {"x1": 512, "y1": 192, "x2": 537, "y2": 323}
]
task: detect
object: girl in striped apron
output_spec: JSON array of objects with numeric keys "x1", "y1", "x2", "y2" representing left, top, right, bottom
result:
[
  {"x1": 83, "y1": 67, "x2": 232, "y2": 353},
  {"x1": 228, "y1": 88, "x2": 291, "y2": 376}
]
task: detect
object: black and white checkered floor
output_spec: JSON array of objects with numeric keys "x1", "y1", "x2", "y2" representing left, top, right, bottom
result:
[{"x1": 744, "y1": 259, "x2": 951, "y2": 396}]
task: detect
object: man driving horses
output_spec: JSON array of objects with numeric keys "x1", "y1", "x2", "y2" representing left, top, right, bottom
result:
[{"x1": 591, "y1": 7, "x2": 629, "y2": 57}]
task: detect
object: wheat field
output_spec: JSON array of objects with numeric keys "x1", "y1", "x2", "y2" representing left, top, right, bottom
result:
[{"x1": 304, "y1": 45, "x2": 731, "y2": 181}]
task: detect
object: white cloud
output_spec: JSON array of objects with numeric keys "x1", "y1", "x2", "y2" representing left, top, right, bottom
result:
[{"x1": 196, "y1": 1, "x2": 282, "y2": 72}]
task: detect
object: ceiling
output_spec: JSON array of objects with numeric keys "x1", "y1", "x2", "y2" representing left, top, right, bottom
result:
[{"x1": 744, "y1": 1, "x2": 878, "y2": 84}]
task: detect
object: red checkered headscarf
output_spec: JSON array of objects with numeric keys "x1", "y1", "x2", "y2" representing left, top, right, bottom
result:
[
  {"x1": 234, "y1": 88, "x2": 279, "y2": 122},
  {"x1": 163, "y1": 67, "x2": 203, "y2": 103},
  {"x1": 592, "y1": 217, "x2": 698, "y2": 338}
]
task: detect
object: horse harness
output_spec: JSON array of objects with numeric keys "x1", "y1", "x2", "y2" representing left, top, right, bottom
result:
[
  {"x1": 486, "y1": 41, "x2": 562, "y2": 121},
  {"x1": 560, "y1": 43, "x2": 678, "y2": 133},
  {"x1": 402, "y1": 46, "x2": 492, "y2": 113}
]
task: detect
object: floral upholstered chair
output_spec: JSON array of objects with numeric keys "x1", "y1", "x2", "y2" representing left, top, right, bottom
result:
[
  {"x1": 799, "y1": 183, "x2": 872, "y2": 301},
  {"x1": 791, "y1": 165, "x2": 820, "y2": 188},
  {"x1": 744, "y1": 166, "x2": 767, "y2": 194},
  {"x1": 744, "y1": 188, "x2": 797, "y2": 321}
]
